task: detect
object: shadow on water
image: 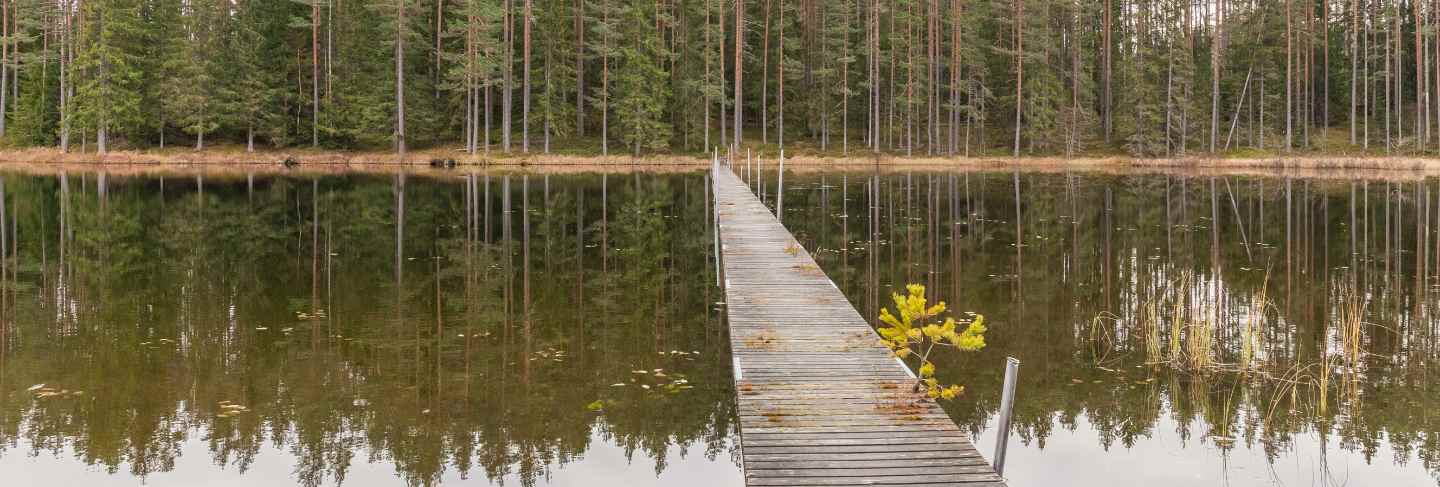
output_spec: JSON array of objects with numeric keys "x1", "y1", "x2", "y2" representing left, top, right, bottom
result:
[
  {"x1": 0, "y1": 170, "x2": 738, "y2": 487},
  {"x1": 772, "y1": 169, "x2": 1440, "y2": 487}
]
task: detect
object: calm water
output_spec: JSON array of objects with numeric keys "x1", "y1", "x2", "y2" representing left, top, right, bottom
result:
[
  {"x1": 7, "y1": 167, "x2": 1440, "y2": 487},
  {"x1": 0, "y1": 171, "x2": 738, "y2": 487},
  {"x1": 759, "y1": 169, "x2": 1440, "y2": 487}
]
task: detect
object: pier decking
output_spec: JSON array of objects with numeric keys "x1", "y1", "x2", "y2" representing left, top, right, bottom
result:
[{"x1": 714, "y1": 165, "x2": 1006, "y2": 487}]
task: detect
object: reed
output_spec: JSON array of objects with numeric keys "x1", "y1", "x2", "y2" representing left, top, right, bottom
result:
[
  {"x1": 1141, "y1": 296, "x2": 1162, "y2": 364},
  {"x1": 1334, "y1": 280, "x2": 1368, "y2": 368},
  {"x1": 1168, "y1": 271, "x2": 1190, "y2": 364},
  {"x1": 1240, "y1": 273, "x2": 1270, "y2": 370},
  {"x1": 1184, "y1": 277, "x2": 1216, "y2": 370}
]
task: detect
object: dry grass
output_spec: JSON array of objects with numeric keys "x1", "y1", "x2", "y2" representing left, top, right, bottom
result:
[
  {"x1": 6, "y1": 146, "x2": 1440, "y2": 181},
  {"x1": 1240, "y1": 275, "x2": 1271, "y2": 371}
]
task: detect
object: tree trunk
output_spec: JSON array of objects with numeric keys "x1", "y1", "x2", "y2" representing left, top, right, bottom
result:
[
  {"x1": 601, "y1": 0, "x2": 609, "y2": 155},
  {"x1": 1, "y1": 0, "x2": 8, "y2": 138},
  {"x1": 761, "y1": 0, "x2": 770, "y2": 144},
  {"x1": 1102, "y1": 0, "x2": 1111, "y2": 143},
  {"x1": 522, "y1": 0, "x2": 532, "y2": 152},
  {"x1": 1012, "y1": 0, "x2": 1023, "y2": 157},
  {"x1": 1285, "y1": 0, "x2": 1293, "y2": 151},
  {"x1": 503, "y1": 0, "x2": 513, "y2": 151},
  {"x1": 778, "y1": 0, "x2": 785, "y2": 149},
  {"x1": 396, "y1": 0, "x2": 407, "y2": 155},
  {"x1": 733, "y1": 0, "x2": 743, "y2": 151},
  {"x1": 575, "y1": 0, "x2": 584, "y2": 136},
  {"x1": 1352, "y1": 0, "x2": 1359, "y2": 144},
  {"x1": 313, "y1": 0, "x2": 320, "y2": 147},
  {"x1": 1210, "y1": 0, "x2": 1222, "y2": 152}
]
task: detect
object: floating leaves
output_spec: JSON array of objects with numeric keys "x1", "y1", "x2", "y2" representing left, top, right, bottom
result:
[
  {"x1": 529, "y1": 347, "x2": 567, "y2": 363},
  {"x1": 29, "y1": 384, "x2": 84, "y2": 399},
  {"x1": 295, "y1": 309, "x2": 328, "y2": 321},
  {"x1": 217, "y1": 401, "x2": 250, "y2": 418}
]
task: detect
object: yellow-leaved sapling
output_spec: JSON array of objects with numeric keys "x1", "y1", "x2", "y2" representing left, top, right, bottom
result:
[{"x1": 878, "y1": 284, "x2": 987, "y2": 400}]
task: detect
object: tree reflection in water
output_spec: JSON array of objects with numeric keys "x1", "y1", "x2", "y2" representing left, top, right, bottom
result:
[
  {"x1": 0, "y1": 171, "x2": 737, "y2": 487},
  {"x1": 776, "y1": 170, "x2": 1440, "y2": 487}
]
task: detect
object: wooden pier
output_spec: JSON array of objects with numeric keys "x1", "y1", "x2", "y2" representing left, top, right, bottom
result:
[{"x1": 714, "y1": 165, "x2": 1006, "y2": 487}]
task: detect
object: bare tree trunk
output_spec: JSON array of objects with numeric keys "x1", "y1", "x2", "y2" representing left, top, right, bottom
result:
[
  {"x1": 778, "y1": 1, "x2": 785, "y2": 149},
  {"x1": 1102, "y1": 0, "x2": 1111, "y2": 143},
  {"x1": 1286, "y1": 0, "x2": 1293, "y2": 151},
  {"x1": 705, "y1": 0, "x2": 711, "y2": 149},
  {"x1": 1068, "y1": 0, "x2": 1078, "y2": 157},
  {"x1": 601, "y1": 0, "x2": 609, "y2": 155},
  {"x1": 396, "y1": 0, "x2": 407, "y2": 155},
  {"x1": 503, "y1": 0, "x2": 513, "y2": 151},
  {"x1": 1352, "y1": 0, "x2": 1359, "y2": 144},
  {"x1": 60, "y1": 0, "x2": 68, "y2": 153},
  {"x1": 575, "y1": 0, "x2": 584, "y2": 136},
  {"x1": 733, "y1": 0, "x2": 744, "y2": 151},
  {"x1": 1012, "y1": 0, "x2": 1023, "y2": 157},
  {"x1": 313, "y1": 0, "x2": 320, "y2": 147},
  {"x1": 949, "y1": 0, "x2": 959, "y2": 156},
  {"x1": 720, "y1": 0, "x2": 727, "y2": 146},
  {"x1": 1, "y1": 0, "x2": 8, "y2": 138},
  {"x1": 523, "y1": 0, "x2": 532, "y2": 152},
  {"x1": 761, "y1": 0, "x2": 770, "y2": 144},
  {"x1": 1210, "y1": 0, "x2": 1222, "y2": 152},
  {"x1": 1417, "y1": 0, "x2": 1426, "y2": 149}
]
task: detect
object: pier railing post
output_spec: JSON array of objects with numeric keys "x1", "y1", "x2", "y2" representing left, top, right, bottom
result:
[
  {"x1": 777, "y1": 149, "x2": 784, "y2": 221},
  {"x1": 993, "y1": 357, "x2": 1020, "y2": 477}
]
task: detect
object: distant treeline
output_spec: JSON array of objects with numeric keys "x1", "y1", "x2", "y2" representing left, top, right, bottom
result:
[{"x1": 0, "y1": 0, "x2": 1431, "y2": 156}]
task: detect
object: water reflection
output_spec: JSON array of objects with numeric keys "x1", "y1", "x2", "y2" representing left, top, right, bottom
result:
[
  {"x1": 0, "y1": 171, "x2": 738, "y2": 486},
  {"x1": 776, "y1": 170, "x2": 1440, "y2": 487}
]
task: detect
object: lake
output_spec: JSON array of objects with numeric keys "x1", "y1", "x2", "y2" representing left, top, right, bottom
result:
[
  {"x1": 1, "y1": 167, "x2": 1437, "y2": 486},
  {"x1": 764, "y1": 168, "x2": 1440, "y2": 487},
  {"x1": 0, "y1": 170, "x2": 739, "y2": 487}
]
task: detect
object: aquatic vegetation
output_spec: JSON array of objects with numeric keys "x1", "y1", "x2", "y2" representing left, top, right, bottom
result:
[
  {"x1": 1239, "y1": 274, "x2": 1270, "y2": 371},
  {"x1": 877, "y1": 284, "x2": 986, "y2": 400}
]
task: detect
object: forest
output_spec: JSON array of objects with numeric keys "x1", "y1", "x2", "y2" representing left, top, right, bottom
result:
[{"x1": 0, "y1": 0, "x2": 1435, "y2": 157}]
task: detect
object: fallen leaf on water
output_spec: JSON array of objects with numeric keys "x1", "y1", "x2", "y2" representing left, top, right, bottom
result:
[{"x1": 610, "y1": 383, "x2": 626, "y2": 387}]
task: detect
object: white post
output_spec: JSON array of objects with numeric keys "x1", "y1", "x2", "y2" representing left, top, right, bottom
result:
[
  {"x1": 777, "y1": 149, "x2": 785, "y2": 221},
  {"x1": 993, "y1": 357, "x2": 1020, "y2": 477}
]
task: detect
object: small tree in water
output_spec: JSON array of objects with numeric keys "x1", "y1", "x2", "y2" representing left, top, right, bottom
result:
[{"x1": 878, "y1": 284, "x2": 987, "y2": 400}]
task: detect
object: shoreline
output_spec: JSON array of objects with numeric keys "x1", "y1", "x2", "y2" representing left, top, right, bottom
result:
[{"x1": 2, "y1": 147, "x2": 1439, "y2": 180}]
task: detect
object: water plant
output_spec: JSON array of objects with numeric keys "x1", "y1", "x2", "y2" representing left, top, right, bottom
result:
[{"x1": 877, "y1": 284, "x2": 987, "y2": 400}]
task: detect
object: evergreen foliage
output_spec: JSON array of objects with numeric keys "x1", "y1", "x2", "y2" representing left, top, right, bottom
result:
[{"x1": 0, "y1": 0, "x2": 1432, "y2": 156}]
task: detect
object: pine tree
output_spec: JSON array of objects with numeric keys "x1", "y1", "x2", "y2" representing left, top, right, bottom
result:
[
  {"x1": 613, "y1": 0, "x2": 669, "y2": 154},
  {"x1": 71, "y1": 0, "x2": 149, "y2": 153}
]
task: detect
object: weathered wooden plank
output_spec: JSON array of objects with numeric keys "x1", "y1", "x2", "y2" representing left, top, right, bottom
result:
[
  {"x1": 714, "y1": 165, "x2": 1004, "y2": 487},
  {"x1": 745, "y1": 457, "x2": 992, "y2": 470},
  {"x1": 744, "y1": 451, "x2": 983, "y2": 462},
  {"x1": 746, "y1": 475, "x2": 1005, "y2": 486}
]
